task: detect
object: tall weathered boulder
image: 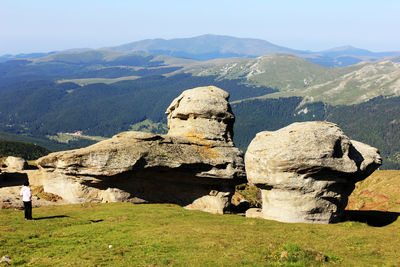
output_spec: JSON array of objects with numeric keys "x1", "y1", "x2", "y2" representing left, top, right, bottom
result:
[
  {"x1": 166, "y1": 86, "x2": 235, "y2": 144},
  {"x1": 245, "y1": 121, "x2": 382, "y2": 223},
  {"x1": 37, "y1": 86, "x2": 245, "y2": 214}
]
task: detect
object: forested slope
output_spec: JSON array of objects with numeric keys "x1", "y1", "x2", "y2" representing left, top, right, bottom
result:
[
  {"x1": 327, "y1": 96, "x2": 400, "y2": 169},
  {"x1": 232, "y1": 96, "x2": 400, "y2": 169},
  {"x1": 0, "y1": 140, "x2": 50, "y2": 160},
  {"x1": 0, "y1": 74, "x2": 276, "y2": 137}
]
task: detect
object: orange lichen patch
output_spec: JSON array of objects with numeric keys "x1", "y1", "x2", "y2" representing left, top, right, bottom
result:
[
  {"x1": 194, "y1": 145, "x2": 220, "y2": 160},
  {"x1": 182, "y1": 131, "x2": 222, "y2": 148},
  {"x1": 187, "y1": 136, "x2": 210, "y2": 146},
  {"x1": 183, "y1": 130, "x2": 208, "y2": 141}
]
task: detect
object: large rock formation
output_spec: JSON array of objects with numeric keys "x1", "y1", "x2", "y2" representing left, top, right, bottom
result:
[
  {"x1": 245, "y1": 121, "x2": 382, "y2": 223},
  {"x1": 37, "y1": 86, "x2": 245, "y2": 214}
]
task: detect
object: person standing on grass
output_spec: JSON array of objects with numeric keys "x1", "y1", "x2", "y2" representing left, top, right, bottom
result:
[{"x1": 20, "y1": 180, "x2": 33, "y2": 220}]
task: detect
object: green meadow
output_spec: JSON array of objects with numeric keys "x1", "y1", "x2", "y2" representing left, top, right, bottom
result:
[{"x1": 1, "y1": 202, "x2": 399, "y2": 266}]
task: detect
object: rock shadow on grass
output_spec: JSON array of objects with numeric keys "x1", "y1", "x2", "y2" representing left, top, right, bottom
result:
[
  {"x1": 34, "y1": 215, "x2": 70, "y2": 220},
  {"x1": 343, "y1": 210, "x2": 399, "y2": 227}
]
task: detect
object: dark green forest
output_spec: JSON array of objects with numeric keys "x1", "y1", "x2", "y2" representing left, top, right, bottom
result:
[
  {"x1": 232, "y1": 96, "x2": 400, "y2": 169},
  {"x1": 327, "y1": 96, "x2": 400, "y2": 169},
  {"x1": 0, "y1": 140, "x2": 50, "y2": 160},
  {"x1": 0, "y1": 74, "x2": 276, "y2": 137},
  {"x1": 232, "y1": 97, "x2": 326, "y2": 151}
]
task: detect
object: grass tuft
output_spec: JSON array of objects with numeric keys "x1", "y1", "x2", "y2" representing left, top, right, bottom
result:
[{"x1": 265, "y1": 243, "x2": 342, "y2": 266}]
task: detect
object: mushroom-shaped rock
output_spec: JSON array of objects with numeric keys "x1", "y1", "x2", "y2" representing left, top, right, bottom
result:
[
  {"x1": 245, "y1": 121, "x2": 382, "y2": 223},
  {"x1": 5, "y1": 156, "x2": 27, "y2": 171},
  {"x1": 166, "y1": 86, "x2": 235, "y2": 144},
  {"x1": 36, "y1": 86, "x2": 245, "y2": 214}
]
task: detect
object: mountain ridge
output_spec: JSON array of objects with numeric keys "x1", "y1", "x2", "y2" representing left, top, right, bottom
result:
[
  {"x1": 3, "y1": 34, "x2": 399, "y2": 67},
  {"x1": 105, "y1": 34, "x2": 302, "y2": 61}
]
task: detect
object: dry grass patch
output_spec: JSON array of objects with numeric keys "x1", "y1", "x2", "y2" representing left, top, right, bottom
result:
[{"x1": 347, "y1": 170, "x2": 400, "y2": 212}]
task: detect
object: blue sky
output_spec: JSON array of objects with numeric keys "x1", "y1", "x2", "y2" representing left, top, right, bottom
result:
[{"x1": 1, "y1": 0, "x2": 399, "y2": 54}]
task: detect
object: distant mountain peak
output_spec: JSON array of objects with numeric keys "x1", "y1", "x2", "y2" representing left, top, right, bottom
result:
[
  {"x1": 2, "y1": 34, "x2": 399, "y2": 67},
  {"x1": 322, "y1": 45, "x2": 367, "y2": 52},
  {"x1": 106, "y1": 34, "x2": 301, "y2": 61}
]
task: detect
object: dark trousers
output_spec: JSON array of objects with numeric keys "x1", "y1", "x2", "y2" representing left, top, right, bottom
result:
[{"x1": 23, "y1": 201, "x2": 32, "y2": 220}]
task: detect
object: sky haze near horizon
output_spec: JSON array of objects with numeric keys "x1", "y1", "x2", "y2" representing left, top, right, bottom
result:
[{"x1": 1, "y1": 0, "x2": 399, "y2": 55}]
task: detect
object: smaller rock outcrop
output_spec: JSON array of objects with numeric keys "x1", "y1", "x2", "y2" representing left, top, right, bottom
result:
[
  {"x1": 245, "y1": 121, "x2": 382, "y2": 223},
  {"x1": 4, "y1": 156, "x2": 27, "y2": 172}
]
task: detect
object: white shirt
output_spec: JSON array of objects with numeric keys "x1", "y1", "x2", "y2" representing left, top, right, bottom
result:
[{"x1": 20, "y1": 186, "x2": 32, "y2": 202}]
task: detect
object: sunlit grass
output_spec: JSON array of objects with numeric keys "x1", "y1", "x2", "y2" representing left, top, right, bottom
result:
[{"x1": 1, "y1": 202, "x2": 399, "y2": 266}]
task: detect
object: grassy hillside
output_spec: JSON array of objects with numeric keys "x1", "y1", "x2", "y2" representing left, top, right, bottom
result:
[
  {"x1": 348, "y1": 170, "x2": 400, "y2": 212},
  {"x1": 0, "y1": 202, "x2": 398, "y2": 266},
  {"x1": 193, "y1": 55, "x2": 400, "y2": 105},
  {"x1": 191, "y1": 54, "x2": 348, "y2": 90},
  {"x1": 298, "y1": 60, "x2": 400, "y2": 105}
]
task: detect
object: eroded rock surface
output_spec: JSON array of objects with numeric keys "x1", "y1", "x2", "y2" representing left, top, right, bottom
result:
[
  {"x1": 37, "y1": 86, "x2": 245, "y2": 214},
  {"x1": 5, "y1": 156, "x2": 27, "y2": 172},
  {"x1": 245, "y1": 121, "x2": 382, "y2": 223},
  {"x1": 166, "y1": 86, "x2": 235, "y2": 144}
]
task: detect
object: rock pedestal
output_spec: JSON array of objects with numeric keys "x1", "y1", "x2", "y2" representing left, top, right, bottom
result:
[
  {"x1": 37, "y1": 86, "x2": 245, "y2": 214},
  {"x1": 245, "y1": 121, "x2": 382, "y2": 223}
]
